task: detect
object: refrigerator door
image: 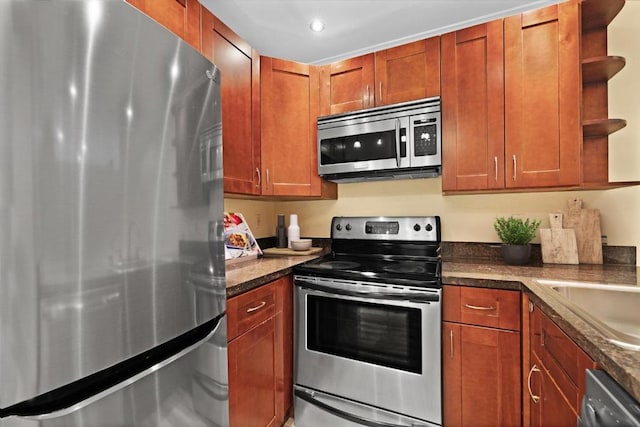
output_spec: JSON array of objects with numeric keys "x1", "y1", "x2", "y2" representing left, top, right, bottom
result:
[
  {"x1": 0, "y1": 0, "x2": 226, "y2": 418},
  {"x1": 2, "y1": 316, "x2": 228, "y2": 427}
]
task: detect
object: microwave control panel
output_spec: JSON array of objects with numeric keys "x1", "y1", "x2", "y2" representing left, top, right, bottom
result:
[{"x1": 412, "y1": 117, "x2": 438, "y2": 156}]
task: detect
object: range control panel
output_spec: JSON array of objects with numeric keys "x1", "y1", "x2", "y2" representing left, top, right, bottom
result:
[{"x1": 330, "y1": 216, "x2": 440, "y2": 242}]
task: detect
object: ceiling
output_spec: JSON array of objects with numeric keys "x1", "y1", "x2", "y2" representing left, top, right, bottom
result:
[{"x1": 200, "y1": 0, "x2": 566, "y2": 65}]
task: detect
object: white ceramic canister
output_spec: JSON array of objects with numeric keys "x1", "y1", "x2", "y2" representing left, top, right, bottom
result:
[{"x1": 287, "y1": 214, "x2": 300, "y2": 249}]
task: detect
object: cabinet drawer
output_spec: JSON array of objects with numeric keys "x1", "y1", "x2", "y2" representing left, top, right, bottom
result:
[
  {"x1": 227, "y1": 283, "x2": 277, "y2": 341},
  {"x1": 443, "y1": 285, "x2": 520, "y2": 331}
]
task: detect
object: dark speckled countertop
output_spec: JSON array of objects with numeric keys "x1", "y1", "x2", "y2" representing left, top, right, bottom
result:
[
  {"x1": 443, "y1": 261, "x2": 640, "y2": 403},
  {"x1": 225, "y1": 253, "x2": 640, "y2": 403},
  {"x1": 225, "y1": 254, "x2": 323, "y2": 298}
]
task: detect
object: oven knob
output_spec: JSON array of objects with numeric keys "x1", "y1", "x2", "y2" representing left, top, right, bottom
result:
[
  {"x1": 345, "y1": 224, "x2": 352, "y2": 231},
  {"x1": 336, "y1": 224, "x2": 342, "y2": 231},
  {"x1": 414, "y1": 224, "x2": 421, "y2": 232},
  {"x1": 426, "y1": 224, "x2": 433, "y2": 232}
]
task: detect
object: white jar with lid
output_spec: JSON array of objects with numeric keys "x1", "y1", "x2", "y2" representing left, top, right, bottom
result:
[{"x1": 287, "y1": 214, "x2": 300, "y2": 249}]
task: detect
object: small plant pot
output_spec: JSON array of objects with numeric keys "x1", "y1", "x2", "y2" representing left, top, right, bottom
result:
[{"x1": 501, "y1": 244, "x2": 532, "y2": 265}]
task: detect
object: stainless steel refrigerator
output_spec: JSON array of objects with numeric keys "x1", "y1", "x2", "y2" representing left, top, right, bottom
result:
[{"x1": 0, "y1": 1, "x2": 228, "y2": 425}]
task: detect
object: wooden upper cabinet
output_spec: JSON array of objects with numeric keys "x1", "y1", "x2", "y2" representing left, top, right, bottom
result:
[
  {"x1": 505, "y1": 1, "x2": 582, "y2": 189},
  {"x1": 319, "y1": 37, "x2": 440, "y2": 115},
  {"x1": 374, "y1": 37, "x2": 440, "y2": 106},
  {"x1": 261, "y1": 57, "x2": 330, "y2": 197},
  {"x1": 441, "y1": 21, "x2": 504, "y2": 192},
  {"x1": 126, "y1": 0, "x2": 200, "y2": 50},
  {"x1": 319, "y1": 54, "x2": 375, "y2": 115},
  {"x1": 201, "y1": 9, "x2": 261, "y2": 195}
]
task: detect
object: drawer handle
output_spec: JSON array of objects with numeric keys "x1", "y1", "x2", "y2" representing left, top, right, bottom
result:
[
  {"x1": 527, "y1": 364, "x2": 541, "y2": 404},
  {"x1": 246, "y1": 301, "x2": 267, "y2": 313},
  {"x1": 463, "y1": 303, "x2": 496, "y2": 311}
]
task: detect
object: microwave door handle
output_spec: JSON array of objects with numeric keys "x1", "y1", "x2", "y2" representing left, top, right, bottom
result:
[{"x1": 395, "y1": 118, "x2": 401, "y2": 167}]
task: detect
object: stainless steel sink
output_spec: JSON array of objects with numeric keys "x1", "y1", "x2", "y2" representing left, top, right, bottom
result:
[{"x1": 536, "y1": 279, "x2": 640, "y2": 351}]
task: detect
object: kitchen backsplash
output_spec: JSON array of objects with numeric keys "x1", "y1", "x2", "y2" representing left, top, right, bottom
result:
[{"x1": 441, "y1": 242, "x2": 636, "y2": 266}]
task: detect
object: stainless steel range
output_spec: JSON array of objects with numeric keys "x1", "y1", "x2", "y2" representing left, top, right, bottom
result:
[{"x1": 293, "y1": 216, "x2": 442, "y2": 427}]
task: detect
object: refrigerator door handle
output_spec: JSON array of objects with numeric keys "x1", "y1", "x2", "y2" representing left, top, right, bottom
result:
[{"x1": 0, "y1": 313, "x2": 226, "y2": 420}]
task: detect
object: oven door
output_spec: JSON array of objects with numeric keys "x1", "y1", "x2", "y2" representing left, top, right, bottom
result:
[
  {"x1": 318, "y1": 116, "x2": 410, "y2": 176},
  {"x1": 294, "y1": 276, "x2": 441, "y2": 425}
]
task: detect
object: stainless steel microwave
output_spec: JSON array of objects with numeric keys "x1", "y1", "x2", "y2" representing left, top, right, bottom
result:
[{"x1": 317, "y1": 97, "x2": 441, "y2": 182}]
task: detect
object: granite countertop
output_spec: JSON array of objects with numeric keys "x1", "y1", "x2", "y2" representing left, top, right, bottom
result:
[
  {"x1": 225, "y1": 254, "x2": 323, "y2": 298},
  {"x1": 443, "y1": 261, "x2": 640, "y2": 403},
  {"x1": 224, "y1": 254, "x2": 640, "y2": 402}
]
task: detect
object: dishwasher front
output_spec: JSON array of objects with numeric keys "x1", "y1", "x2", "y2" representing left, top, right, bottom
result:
[{"x1": 579, "y1": 369, "x2": 640, "y2": 427}]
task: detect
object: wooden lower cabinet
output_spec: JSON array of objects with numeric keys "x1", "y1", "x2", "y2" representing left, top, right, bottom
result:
[
  {"x1": 442, "y1": 286, "x2": 522, "y2": 427},
  {"x1": 524, "y1": 295, "x2": 597, "y2": 427},
  {"x1": 228, "y1": 317, "x2": 277, "y2": 427},
  {"x1": 443, "y1": 323, "x2": 521, "y2": 427},
  {"x1": 227, "y1": 276, "x2": 293, "y2": 427}
]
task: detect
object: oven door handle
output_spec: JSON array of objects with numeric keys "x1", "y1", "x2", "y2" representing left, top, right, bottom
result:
[
  {"x1": 295, "y1": 388, "x2": 431, "y2": 427},
  {"x1": 295, "y1": 278, "x2": 439, "y2": 303}
]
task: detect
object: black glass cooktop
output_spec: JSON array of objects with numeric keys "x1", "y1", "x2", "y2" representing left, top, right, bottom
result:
[{"x1": 294, "y1": 253, "x2": 441, "y2": 288}]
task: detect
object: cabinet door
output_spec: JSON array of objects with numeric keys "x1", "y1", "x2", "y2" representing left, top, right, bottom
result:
[
  {"x1": 441, "y1": 21, "x2": 504, "y2": 192},
  {"x1": 201, "y1": 10, "x2": 261, "y2": 195},
  {"x1": 319, "y1": 54, "x2": 374, "y2": 115},
  {"x1": 126, "y1": 0, "x2": 200, "y2": 49},
  {"x1": 505, "y1": 2, "x2": 581, "y2": 188},
  {"x1": 228, "y1": 317, "x2": 277, "y2": 427},
  {"x1": 443, "y1": 322, "x2": 521, "y2": 427},
  {"x1": 374, "y1": 37, "x2": 440, "y2": 106},
  {"x1": 261, "y1": 57, "x2": 323, "y2": 197},
  {"x1": 528, "y1": 354, "x2": 577, "y2": 427}
]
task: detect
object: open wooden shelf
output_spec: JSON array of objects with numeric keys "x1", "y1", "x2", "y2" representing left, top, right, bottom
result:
[
  {"x1": 582, "y1": 56, "x2": 626, "y2": 83},
  {"x1": 582, "y1": 0, "x2": 625, "y2": 31},
  {"x1": 583, "y1": 118, "x2": 627, "y2": 138}
]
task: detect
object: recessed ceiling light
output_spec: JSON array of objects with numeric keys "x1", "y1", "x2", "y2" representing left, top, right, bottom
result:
[{"x1": 309, "y1": 19, "x2": 325, "y2": 32}]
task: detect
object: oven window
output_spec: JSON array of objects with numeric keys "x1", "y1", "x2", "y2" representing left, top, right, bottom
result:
[
  {"x1": 320, "y1": 129, "x2": 406, "y2": 165},
  {"x1": 306, "y1": 295, "x2": 422, "y2": 374}
]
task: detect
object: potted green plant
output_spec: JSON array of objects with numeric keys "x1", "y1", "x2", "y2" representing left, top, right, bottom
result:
[{"x1": 493, "y1": 216, "x2": 541, "y2": 265}]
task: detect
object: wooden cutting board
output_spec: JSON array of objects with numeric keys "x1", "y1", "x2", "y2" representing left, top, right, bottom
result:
[
  {"x1": 540, "y1": 213, "x2": 579, "y2": 264},
  {"x1": 562, "y1": 198, "x2": 603, "y2": 264},
  {"x1": 262, "y1": 247, "x2": 324, "y2": 257}
]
